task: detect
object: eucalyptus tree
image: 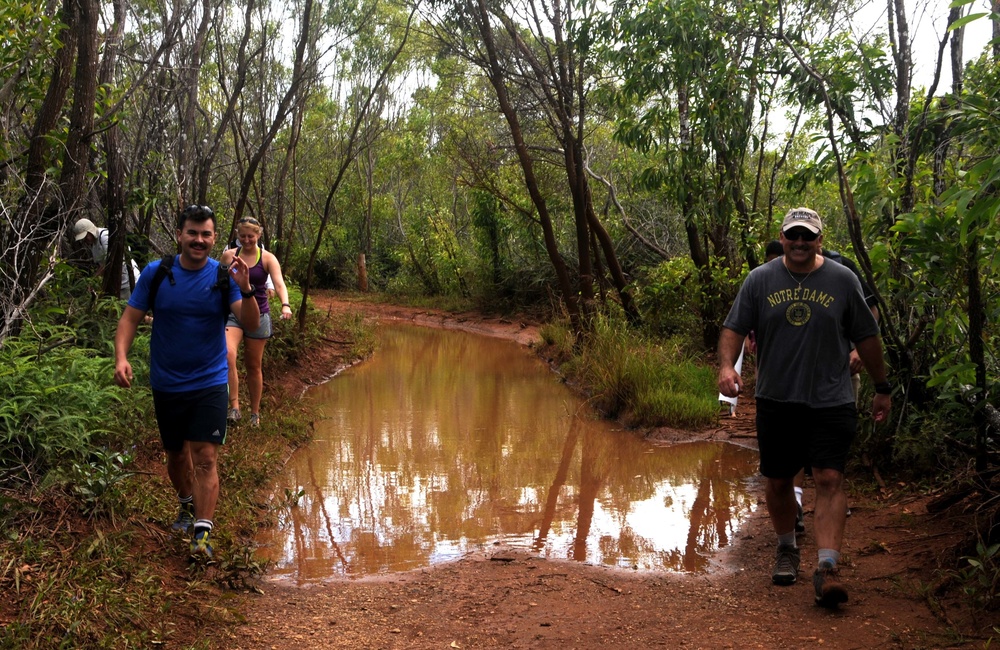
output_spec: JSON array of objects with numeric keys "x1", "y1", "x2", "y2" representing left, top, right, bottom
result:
[
  {"x1": 291, "y1": 1, "x2": 416, "y2": 330},
  {"x1": 597, "y1": 0, "x2": 794, "y2": 346},
  {"x1": 768, "y1": 1, "x2": 1000, "y2": 470},
  {"x1": 0, "y1": 2, "x2": 69, "y2": 341},
  {"x1": 217, "y1": 0, "x2": 321, "y2": 247},
  {"x1": 420, "y1": 0, "x2": 640, "y2": 336},
  {"x1": 384, "y1": 52, "x2": 553, "y2": 303}
]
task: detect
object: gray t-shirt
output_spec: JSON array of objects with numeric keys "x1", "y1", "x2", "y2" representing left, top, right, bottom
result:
[{"x1": 723, "y1": 257, "x2": 880, "y2": 407}]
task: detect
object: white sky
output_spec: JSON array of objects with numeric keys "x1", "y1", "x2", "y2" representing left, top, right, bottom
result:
[{"x1": 855, "y1": 0, "x2": 995, "y2": 91}]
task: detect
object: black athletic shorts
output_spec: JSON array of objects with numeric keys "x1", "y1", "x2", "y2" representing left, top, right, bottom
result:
[
  {"x1": 152, "y1": 384, "x2": 228, "y2": 452},
  {"x1": 755, "y1": 398, "x2": 858, "y2": 478}
]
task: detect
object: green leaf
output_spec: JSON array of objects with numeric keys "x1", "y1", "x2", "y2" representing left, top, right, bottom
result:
[{"x1": 949, "y1": 12, "x2": 988, "y2": 32}]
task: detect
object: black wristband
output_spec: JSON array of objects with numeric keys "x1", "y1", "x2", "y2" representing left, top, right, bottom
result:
[
  {"x1": 281, "y1": 302, "x2": 291, "y2": 307},
  {"x1": 240, "y1": 284, "x2": 255, "y2": 298},
  {"x1": 874, "y1": 381, "x2": 892, "y2": 395}
]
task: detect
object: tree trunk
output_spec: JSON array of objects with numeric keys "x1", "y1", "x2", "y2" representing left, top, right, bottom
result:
[
  {"x1": 471, "y1": 0, "x2": 580, "y2": 334},
  {"x1": 100, "y1": 0, "x2": 129, "y2": 298},
  {"x1": 59, "y1": 0, "x2": 98, "y2": 215},
  {"x1": 357, "y1": 253, "x2": 369, "y2": 292}
]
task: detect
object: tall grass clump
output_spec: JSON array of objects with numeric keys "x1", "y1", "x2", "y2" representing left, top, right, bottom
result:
[{"x1": 570, "y1": 314, "x2": 719, "y2": 429}]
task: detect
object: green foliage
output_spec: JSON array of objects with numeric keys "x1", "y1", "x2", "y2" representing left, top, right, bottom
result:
[
  {"x1": 540, "y1": 321, "x2": 576, "y2": 358},
  {"x1": 568, "y1": 314, "x2": 718, "y2": 429},
  {"x1": 331, "y1": 310, "x2": 378, "y2": 360},
  {"x1": 262, "y1": 281, "x2": 313, "y2": 365},
  {"x1": 283, "y1": 486, "x2": 306, "y2": 507},
  {"x1": 957, "y1": 540, "x2": 1000, "y2": 611},
  {"x1": 636, "y1": 255, "x2": 745, "y2": 352},
  {"x1": 216, "y1": 544, "x2": 270, "y2": 593},
  {"x1": 0, "y1": 522, "x2": 175, "y2": 648},
  {"x1": 0, "y1": 324, "x2": 127, "y2": 488},
  {"x1": 64, "y1": 449, "x2": 134, "y2": 517}
]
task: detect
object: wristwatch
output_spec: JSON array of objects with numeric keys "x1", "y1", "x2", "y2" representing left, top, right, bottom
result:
[
  {"x1": 874, "y1": 381, "x2": 892, "y2": 395},
  {"x1": 240, "y1": 284, "x2": 255, "y2": 298}
]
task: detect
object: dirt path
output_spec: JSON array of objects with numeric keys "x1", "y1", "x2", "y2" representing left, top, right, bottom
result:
[{"x1": 209, "y1": 293, "x2": 984, "y2": 649}]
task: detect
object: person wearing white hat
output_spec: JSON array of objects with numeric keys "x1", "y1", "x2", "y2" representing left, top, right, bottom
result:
[
  {"x1": 73, "y1": 218, "x2": 141, "y2": 300},
  {"x1": 717, "y1": 207, "x2": 892, "y2": 609}
]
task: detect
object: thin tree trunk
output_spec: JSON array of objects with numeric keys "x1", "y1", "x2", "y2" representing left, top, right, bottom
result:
[
  {"x1": 471, "y1": 0, "x2": 581, "y2": 334},
  {"x1": 100, "y1": 0, "x2": 129, "y2": 298}
]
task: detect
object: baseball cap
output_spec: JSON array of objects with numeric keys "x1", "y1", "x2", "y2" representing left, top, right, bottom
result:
[
  {"x1": 781, "y1": 207, "x2": 822, "y2": 234},
  {"x1": 73, "y1": 218, "x2": 99, "y2": 241}
]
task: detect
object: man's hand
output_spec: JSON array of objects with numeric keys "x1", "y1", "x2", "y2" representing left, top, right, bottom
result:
[
  {"x1": 717, "y1": 327, "x2": 746, "y2": 398},
  {"x1": 718, "y1": 367, "x2": 742, "y2": 398},
  {"x1": 229, "y1": 256, "x2": 251, "y2": 291},
  {"x1": 114, "y1": 360, "x2": 133, "y2": 388},
  {"x1": 872, "y1": 393, "x2": 891, "y2": 423}
]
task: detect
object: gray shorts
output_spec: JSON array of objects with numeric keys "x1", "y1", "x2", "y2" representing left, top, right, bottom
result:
[{"x1": 226, "y1": 311, "x2": 272, "y2": 339}]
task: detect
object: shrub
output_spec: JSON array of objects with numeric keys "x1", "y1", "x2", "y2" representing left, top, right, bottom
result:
[{"x1": 0, "y1": 324, "x2": 129, "y2": 489}]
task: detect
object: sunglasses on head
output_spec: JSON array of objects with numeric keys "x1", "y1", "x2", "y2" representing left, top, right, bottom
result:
[
  {"x1": 783, "y1": 228, "x2": 819, "y2": 242},
  {"x1": 239, "y1": 217, "x2": 259, "y2": 225},
  {"x1": 182, "y1": 204, "x2": 214, "y2": 218}
]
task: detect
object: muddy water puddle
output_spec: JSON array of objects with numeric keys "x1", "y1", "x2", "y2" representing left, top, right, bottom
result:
[{"x1": 257, "y1": 324, "x2": 758, "y2": 583}]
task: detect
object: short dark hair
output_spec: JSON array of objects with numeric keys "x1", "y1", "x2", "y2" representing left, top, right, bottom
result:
[
  {"x1": 765, "y1": 240, "x2": 783, "y2": 258},
  {"x1": 177, "y1": 205, "x2": 216, "y2": 230}
]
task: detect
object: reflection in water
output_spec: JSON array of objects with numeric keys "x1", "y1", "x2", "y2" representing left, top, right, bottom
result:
[{"x1": 257, "y1": 324, "x2": 759, "y2": 582}]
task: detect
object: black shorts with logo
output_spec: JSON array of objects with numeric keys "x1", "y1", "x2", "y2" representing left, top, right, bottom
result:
[
  {"x1": 152, "y1": 384, "x2": 228, "y2": 452},
  {"x1": 755, "y1": 398, "x2": 858, "y2": 478}
]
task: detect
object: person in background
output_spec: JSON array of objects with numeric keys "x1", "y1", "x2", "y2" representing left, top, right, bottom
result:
[
  {"x1": 73, "y1": 218, "x2": 142, "y2": 300},
  {"x1": 220, "y1": 217, "x2": 293, "y2": 428},
  {"x1": 227, "y1": 237, "x2": 276, "y2": 296},
  {"x1": 718, "y1": 207, "x2": 891, "y2": 608},
  {"x1": 113, "y1": 205, "x2": 260, "y2": 558}
]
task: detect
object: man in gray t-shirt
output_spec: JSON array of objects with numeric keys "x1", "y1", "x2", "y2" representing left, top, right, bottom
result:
[{"x1": 717, "y1": 207, "x2": 892, "y2": 608}]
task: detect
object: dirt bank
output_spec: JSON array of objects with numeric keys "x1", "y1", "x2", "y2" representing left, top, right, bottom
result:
[{"x1": 207, "y1": 292, "x2": 987, "y2": 649}]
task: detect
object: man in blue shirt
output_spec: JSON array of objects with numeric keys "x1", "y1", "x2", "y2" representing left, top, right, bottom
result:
[{"x1": 114, "y1": 205, "x2": 260, "y2": 558}]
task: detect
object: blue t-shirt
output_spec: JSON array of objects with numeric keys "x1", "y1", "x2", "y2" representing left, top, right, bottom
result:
[{"x1": 128, "y1": 256, "x2": 241, "y2": 392}]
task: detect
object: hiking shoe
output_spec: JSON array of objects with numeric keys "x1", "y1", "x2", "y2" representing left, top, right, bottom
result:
[
  {"x1": 772, "y1": 545, "x2": 800, "y2": 585},
  {"x1": 795, "y1": 503, "x2": 806, "y2": 533},
  {"x1": 249, "y1": 413, "x2": 260, "y2": 428},
  {"x1": 190, "y1": 530, "x2": 214, "y2": 558},
  {"x1": 170, "y1": 503, "x2": 195, "y2": 533},
  {"x1": 813, "y1": 562, "x2": 849, "y2": 608},
  {"x1": 227, "y1": 407, "x2": 241, "y2": 423}
]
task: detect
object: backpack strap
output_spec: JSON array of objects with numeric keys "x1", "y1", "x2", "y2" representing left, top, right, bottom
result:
[
  {"x1": 147, "y1": 255, "x2": 175, "y2": 313},
  {"x1": 214, "y1": 263, "x2": 231, "y2": 320},
  {"x1": 148, "y1": 255, "x2": 231, "y2": 321}
]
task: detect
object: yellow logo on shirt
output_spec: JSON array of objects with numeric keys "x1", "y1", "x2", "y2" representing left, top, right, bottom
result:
[{"x1": 786, "y1": 301, "x2": 811, "y2": 326}]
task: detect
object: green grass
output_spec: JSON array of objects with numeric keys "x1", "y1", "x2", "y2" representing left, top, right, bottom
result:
[{"x1": 547, "y1": 314, "x2": 719, "y2": 429}]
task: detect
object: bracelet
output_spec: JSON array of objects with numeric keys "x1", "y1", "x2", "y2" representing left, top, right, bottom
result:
[
  {"x1": 240, "y1": 284, "x2": 255, "y2": 298},
  {"x1": 874, "y1": 381, "x2": 892, "y2": 395},
  {"x1": 281, "y1": 303, "x2": 291, "y2": 308}
]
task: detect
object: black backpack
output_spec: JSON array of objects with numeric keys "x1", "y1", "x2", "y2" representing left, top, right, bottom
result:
[{"x1": 146, "y1": 255, "x2": 232, "y2": 319}]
